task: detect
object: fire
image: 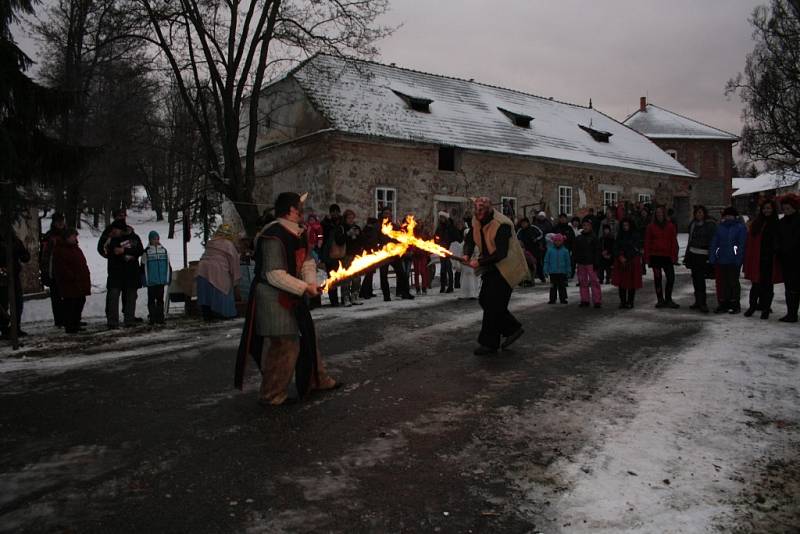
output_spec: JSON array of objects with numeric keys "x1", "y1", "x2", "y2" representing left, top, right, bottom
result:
[{"x1": 320, "y1": 215, "x2": 453, "y2": 291}]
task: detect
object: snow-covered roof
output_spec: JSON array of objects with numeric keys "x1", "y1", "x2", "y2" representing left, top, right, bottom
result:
[
  {"x1": 624, "y1": 104, "x2": 739, "y2": 141},
  {"x1": 731, "y1": 177, "x2": 755, "y2": 192},
  {"x1": 731, "y1": 171, "x2": 800, "y2": 197},
  {"x1": 285, "y1": 55, "x2": 695, "y2": 178}
]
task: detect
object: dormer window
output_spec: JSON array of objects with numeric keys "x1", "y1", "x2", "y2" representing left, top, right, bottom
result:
[
  {"x1": 498, "y1": 107, "x2": 533, "y2": 128},
  {"x1": 579, "y1": 123, "x2": 613, "y2": 143},
  {"x1": 392, "y1": 90, "x2": 432, "y2": 113}
]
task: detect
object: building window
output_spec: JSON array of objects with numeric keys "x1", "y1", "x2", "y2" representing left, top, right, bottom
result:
[
  {"x1": 375, "y1": 187, "x2": 396, "y2": 220},
  {"x1": 498, "y1": 107, "x2": 533, "y2": 128},
  {"x1": 501, "y1": 196, "x2": 517, "y2": 219},
  {"x1": 439, "y1": 146, "x2": 456, "y2": 171},
  {"x1": 666, "y1": 149, "x2": 678, "y2": 159},
  {"x1": 392, "y1": 89, "x2": 432, "y2": 113},
  {"x1": 558, "y1": 186, "x2": 573, "y2": 216},
  {"x1": 578, "y1": 123, "x2": 613, "y2": 143},
  {"x1": 638, "y1": 193, "x2": 652, "y2": 204},
  {"x1": 603, "y1": 190, "x2": 618, "y2": 208}
]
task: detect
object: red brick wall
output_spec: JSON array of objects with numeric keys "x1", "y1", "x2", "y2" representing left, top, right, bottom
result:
[{"x1": 650, "y1": 139, "x2": 734, "y2": 210}]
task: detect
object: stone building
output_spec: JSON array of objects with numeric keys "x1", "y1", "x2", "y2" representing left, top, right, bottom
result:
[
  {"x1": 245, "y1": 55, "x2": 694, "y2": 227},
  {"x1": 624, "y1": 97, "x2": 739, "y2": 227}
]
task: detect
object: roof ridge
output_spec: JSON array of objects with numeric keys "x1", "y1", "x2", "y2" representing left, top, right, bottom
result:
[
  {"x1": 641, "y1": 103, "x2": 739, "y2": 140},
  {"x1": 311, "y1": 53, "x2": 590, "y2": 111}
]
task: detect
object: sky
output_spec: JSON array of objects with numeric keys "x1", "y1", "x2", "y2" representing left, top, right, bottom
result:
[
  {"x1": 13, "y1": 0, "x2": 762, "y2": 150},
  {"x1": 375, "y1": 0, "x2": 763, "y2": 143}
]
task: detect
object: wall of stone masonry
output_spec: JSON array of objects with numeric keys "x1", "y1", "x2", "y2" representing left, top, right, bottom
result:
[{"x1": 251, "y1": 133, "x2": 693, "y2": 230}]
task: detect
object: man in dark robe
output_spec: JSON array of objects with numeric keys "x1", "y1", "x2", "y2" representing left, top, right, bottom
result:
[{"x1": 235, "y1": 192, "x2": 340, "y2": 405}]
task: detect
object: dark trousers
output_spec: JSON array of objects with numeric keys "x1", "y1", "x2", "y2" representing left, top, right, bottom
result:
[
  {"x1": 0, "y1": 277, "x2": 23, "y2": 335},
  {"x1": 63, "y1": 296, "x2": 86, "y2": 333},
  {"x1": 49, "y1": 282, "x2": 64, "y2": 326},
  {"x1": 717, "y1": 265, "x2": 741, "y2": 309},
  {"x1": 106, "y1": 286, "x2": 137, "y2": 326},
  {"x1": 478, "y1": 271, "x2": 521, "y2": 349},
  {"x1": 359, "y1": 269, "x2": 376, "y2": 298},
  {"x1": 324, "y1": 259, "x2": 340, "y2": 305},
  {"x1": 454, "y1": 271, "x2": 461, "y2": 289},
  {"x1": 783, "y1": 262, "x2": 800, "y2": 319},
  {"x1": 690, "y1": 267, "x2": 708, "y2": 306},
  {"x1": 618, "y1": 287, "x2": 637, "y2": 306},
  {"x1": 147, "y1": 285, "x2": 166, "y2": 323},
  {"x1": 597, "y1": 262, "x2": 612, "y2": 283},
  {"x1": 439, "y1": 258, "x2": 453, "y2": 291},
  {"x1": 380, "y1": 259, "x2": 410, "y2": 300},
  {"x1": 549, "y1": 273, "x2": 568, "y2": 303},
  {"x1": 535, "y1": 250, "x2": 546, "y2": 282},
  {"x1": 650, "y1": 256, "x2": 675, "y2": 302}
]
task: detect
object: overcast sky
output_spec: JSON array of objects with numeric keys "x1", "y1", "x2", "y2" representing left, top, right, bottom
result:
[
  {"x1": 376, "y1": 0, "x2": 762, "y2": 144},
  {"x1": 14, "y1": 0, "x2": 762, "y2": 149}
]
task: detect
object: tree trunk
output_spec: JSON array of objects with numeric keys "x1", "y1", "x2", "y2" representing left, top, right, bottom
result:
[{"x1": 168, "y1": 210, "x2": 176, "y2": 239}]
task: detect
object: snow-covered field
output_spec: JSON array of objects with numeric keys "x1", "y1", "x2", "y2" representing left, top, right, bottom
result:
[{"x1": 23, "y1": 209, "x2": 208, "y2": 324}]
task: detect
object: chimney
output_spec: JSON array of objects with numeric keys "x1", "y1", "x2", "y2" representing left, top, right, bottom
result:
[{"x1": 640, "y1": 96, "x2": 647, "y2": 112}]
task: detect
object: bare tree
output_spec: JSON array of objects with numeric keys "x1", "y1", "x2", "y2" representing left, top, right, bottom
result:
[
  {"x1": 726, "y1": 0, "x2": 800, "y2": 172},
  {"x1": 32, "y1": 0, "x2": 149, "y2": 226},
  {"x1": 135, "y1": 0, "x2": 392, "y2": 229}
]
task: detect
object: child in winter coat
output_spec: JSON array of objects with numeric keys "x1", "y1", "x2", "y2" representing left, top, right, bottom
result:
[
  {"x1": 598, "y1": 224, "x2": 615, "y2": 284},
  {"x1": 573, "y1": 219, "x2": 602, "y2": 308},
  {"x1": 53, "y1": 228, "x2": 91, "y2": 334},
  {"x1": 544, "y1": 233, "x2": 571, "y2": 304},
  {"x1": 141, "y1": 231, "x2": 172, "y2": 325},
  {"x1": 709, "y1": 207, "x2": 747, "y2": 314}
]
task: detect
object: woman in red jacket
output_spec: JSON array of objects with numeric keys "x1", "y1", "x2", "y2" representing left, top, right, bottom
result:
[
  {"x1": 743, "y1": 200, "x2": 782, "y2": 319},
  {"x1": 644, "y1": 205, "x2": 680, "y2": 308},
  {"x1": 54, "y1": 229, "x2": 92, "y2": 334}
]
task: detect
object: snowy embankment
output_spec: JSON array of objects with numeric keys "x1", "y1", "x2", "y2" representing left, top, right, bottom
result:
[{"x1": 23, "y1": 209, "x2": 208, "y2": 325}]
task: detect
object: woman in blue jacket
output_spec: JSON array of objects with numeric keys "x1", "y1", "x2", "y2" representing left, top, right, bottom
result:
[{"x1": 709, "y1": 207, "x2": 747, "y2": 314}]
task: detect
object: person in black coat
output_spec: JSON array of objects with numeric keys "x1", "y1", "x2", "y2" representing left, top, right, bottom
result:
[
  {"x1": 104, "y1": 220, "x2": 144, "y2": 328},
  {"x1": 379, "y1": 209, "x2": 414, "y2": 301},
  {"x1": 776, "y1": 193, "x2": 800, "y2": 322},
  {"x1": 684, "y1": 206, "x2": 717, "y2": 313},
  {"x1": 321, "y1": 204, "x2": 345, "y2": 306},
  {"x1": 358, "y1": 217, "x2": 380, "y2": 299},
  {"x1": 573, "y1": 219, "x2": 602, "y2": 307},
  {"x1": 0, "y1": 229, "x2": 31, "y2": 339},
  {"x1": 40, "y1": 212, "x2": 66, "y2": 327},
  {"x1": 598, "y1": 224, "x2": 615, "y2": 284}
]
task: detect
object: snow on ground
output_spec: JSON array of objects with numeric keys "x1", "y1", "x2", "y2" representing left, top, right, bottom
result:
[
  {"x1": 549, "y1": 317, "x2": 799, "y2": 532},
  {"x1": 24, "y1": 209, "x2": 208, "y2": 324}
]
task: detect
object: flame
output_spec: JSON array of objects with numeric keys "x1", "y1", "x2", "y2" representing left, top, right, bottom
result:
[{"x1": 320, "y1": 215, "x2": 452, "y2": 291}]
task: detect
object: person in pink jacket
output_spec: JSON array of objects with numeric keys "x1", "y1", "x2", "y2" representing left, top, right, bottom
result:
[{"x1": 644, "y1": 205, "x2": 680, "y2": 308}]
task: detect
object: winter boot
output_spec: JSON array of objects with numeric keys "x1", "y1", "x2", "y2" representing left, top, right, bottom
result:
[
  {"x1": 665, "y1": 288, "x2": 680, "y2": 308},
  {"x1": 627, "y1": 290, "x2": 636, "y2": 309},
  {"x1": 655, "y1": 288, "x2": 666, "y2": 308},
  {"x1": 714, "y1": 301, "x2": 729, "y2": 314},
  {"x1": 779, "y1": 292, "x2": 800, "y2": 322}
]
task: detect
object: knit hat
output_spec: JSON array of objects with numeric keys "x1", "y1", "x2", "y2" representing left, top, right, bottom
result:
[
  {"x1": 722, "y1": 206, "x2": 739, "y2": 218},
  {"x1": 537, "y1": 211, "x2": 546, "y2": 218},
  {"x1": 148, "y1": 230, "x2": 160, "y2": 241},
  {"x1": 779, "y1": 192, "x2": 800, "y2": 210},
  {"x1": 438, "y1": 211, "x2": 450, "y2": 219},
  {"x1": 110, "y1": 220, "x2": 127, "y2": 231},
  {"x1": 551, "y1": 233, "x2": 565, "y2": 244}
]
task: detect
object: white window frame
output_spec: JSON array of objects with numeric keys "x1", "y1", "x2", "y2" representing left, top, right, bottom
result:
[
  {"x1": 375, "y1": 187, "x2": 397, "y2": 220},
  {"x1": 558, "y1": 186, "x2": 573, "y2": 216},
  {"x1": 500, "y1": 196, "x2": 518, "y2": 219},
  {"x1": 666, "y1": 149, "x2": 678, "y2": 160},
  {"x1": 603, "y1": 190, "x2": 619, "y2": 208},
  {"x1": 638, "y1": 193, "x2": 652, "y2": 204}
]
